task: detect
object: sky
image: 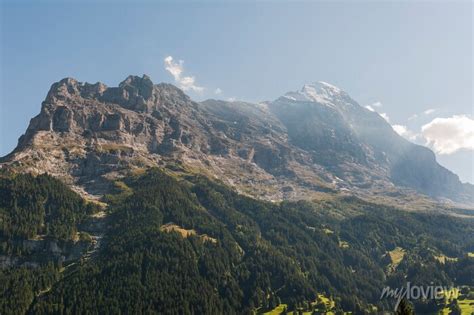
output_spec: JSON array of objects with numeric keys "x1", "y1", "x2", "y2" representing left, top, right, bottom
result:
[{"x1": 1, "y1": 0, "x2": 473, "y2": 182}]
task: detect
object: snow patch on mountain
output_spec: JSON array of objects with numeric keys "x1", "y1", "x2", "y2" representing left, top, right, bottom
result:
[{"x1": 282, "y1": 81, "x2": 345, "y2": 108}]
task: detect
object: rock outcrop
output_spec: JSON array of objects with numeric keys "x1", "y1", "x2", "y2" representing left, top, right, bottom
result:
[{"x1": 1, "y1": 75, "x2": 472, "y2": 208}]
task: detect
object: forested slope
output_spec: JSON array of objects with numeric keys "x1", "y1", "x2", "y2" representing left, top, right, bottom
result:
[{"x1": 0, "y1": 169, "x2": 467, "y2": 314}]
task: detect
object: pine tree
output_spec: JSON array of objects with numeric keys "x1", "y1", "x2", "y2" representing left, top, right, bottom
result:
[{"x1": 396, "y1": 299, "x2": 414, "y2": 315}]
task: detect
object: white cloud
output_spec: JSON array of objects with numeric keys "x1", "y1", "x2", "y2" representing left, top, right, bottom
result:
[
  {"x1": 164, "y1": 56, "x2": 204, "y2": 92},
  {"x1": 408, "y1": 114, "x2": 418, "y2": 121},
  {"x1": 406, "y1": 109, "x2": 435, "y2": 121},
  {"x1": 365, "y1": 103, "x2": 390, "y2": 122},
  {"x1": 423, "y1": 108, "x2": 436, "y2": 115},
  {"x1": 392, "y1": 124, "x2": 419, "y2": 141},
  {"x1": 214, "y1": 88, "x2": 222, "y2": 95},
  {"x1": 164, "y1": 56, "x2": 182, "y2": 80},
  {"x1": 227, "y1": 97, "x2": 236, "y2": 102},
  {"x1": 380, "y1": 113, "x2": 390, "y2": 123},
  {"x1": 392, "y1": 124, "x2": 408, "y2": 135},
  {"x1": 421, "y1": 115, "x2": 474, "y2": 154},
  {"x1": 365, "y1": 101, "x2": 382, "y2": 112}
]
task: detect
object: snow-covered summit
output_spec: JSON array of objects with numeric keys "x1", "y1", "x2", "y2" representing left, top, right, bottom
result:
[{"x1": 282, "y1": 81, "x2": 345, "y2": 106}]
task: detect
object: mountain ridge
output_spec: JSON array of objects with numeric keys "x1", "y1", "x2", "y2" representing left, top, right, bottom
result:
[{"x1": 1, "y1": 74, "x2": 472, "y2": 209}]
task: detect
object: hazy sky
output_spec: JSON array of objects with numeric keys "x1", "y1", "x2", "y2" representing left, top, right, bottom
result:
[{"x1": 1, "y1": 1, "x2": 473, "y2": 182}]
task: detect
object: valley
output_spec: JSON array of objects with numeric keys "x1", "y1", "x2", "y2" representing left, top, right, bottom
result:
[
  {"x1": 0, "y1": 77, "x2": 473, "y2": 314},
  {"x1": 0, "y1": 169, "x2": 473, "y2": 314}
]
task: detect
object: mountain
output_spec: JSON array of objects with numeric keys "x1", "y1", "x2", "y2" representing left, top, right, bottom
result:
[
  {"x1": 1, "y1": 75, "x2": 472, "y2": 208},
  {"x1": 1, "y1": 76, "x2": 474, "y2": 314},
  {"x1": 270, "y1": 82, "x2": 474, "y2": 205}
]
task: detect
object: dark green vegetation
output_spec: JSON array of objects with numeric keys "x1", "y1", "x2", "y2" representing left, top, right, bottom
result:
[
  {"x1": 0, "y1": 264, "x2": 60, "y2": 314},
  {"x1": 1, "y1": 169, "x2": 473, "y2": 314},
  {"x1": 0, "y1": 172, "x2": 98, "y2": 314},
  {"x1": 0, "y1": 173, "x2": 98, "y2": 255}
]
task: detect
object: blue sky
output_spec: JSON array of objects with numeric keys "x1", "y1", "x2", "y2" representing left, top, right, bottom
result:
[{"x1": 1, "y1": 0, "x2": 473, "y2": 182}]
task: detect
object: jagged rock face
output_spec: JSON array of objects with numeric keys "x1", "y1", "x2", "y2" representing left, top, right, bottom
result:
[
  {"x1": 1, "y1": 75, "x2": 316, "y2": 200},
  {"x1": 3, "y1": 76, "x2": 198, "y2": 194},
  {"x1": 269, "y1": 82, "x2": 473, "y2": 204},
  {"x1": 271, "y1": 86, "x2": 369, "y2": 167},
  {"x1": 1, "y1": 76, "x2": 472, "y2": 206}
]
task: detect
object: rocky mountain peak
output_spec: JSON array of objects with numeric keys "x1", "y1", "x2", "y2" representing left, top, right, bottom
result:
[
  {"x1": 302, "y1": 81, "x2": 343, "y2": 96},
  {"x1": 282, "y1": 81, "x2": 347, "y2": 106},
  {"x1": 45, "y1": 77, "x2": 108, "y2": 104},
  {"x1": 2, "y1": 76, "x2": 473, "y2": 207},
  {"x1": 41, "y1": 74, "x2": 193, "y2": 116},
  {"x1": 118, "y1": 74, "x2": 154, "y2": 101},
  {"x1": 99, "y1": 75, "x2": 191, "y2": 113}
]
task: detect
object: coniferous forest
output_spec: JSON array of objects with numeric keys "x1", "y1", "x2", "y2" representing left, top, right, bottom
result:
[{"x1": 0, "y1": 169, "x2": 473, "y2": 314}]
